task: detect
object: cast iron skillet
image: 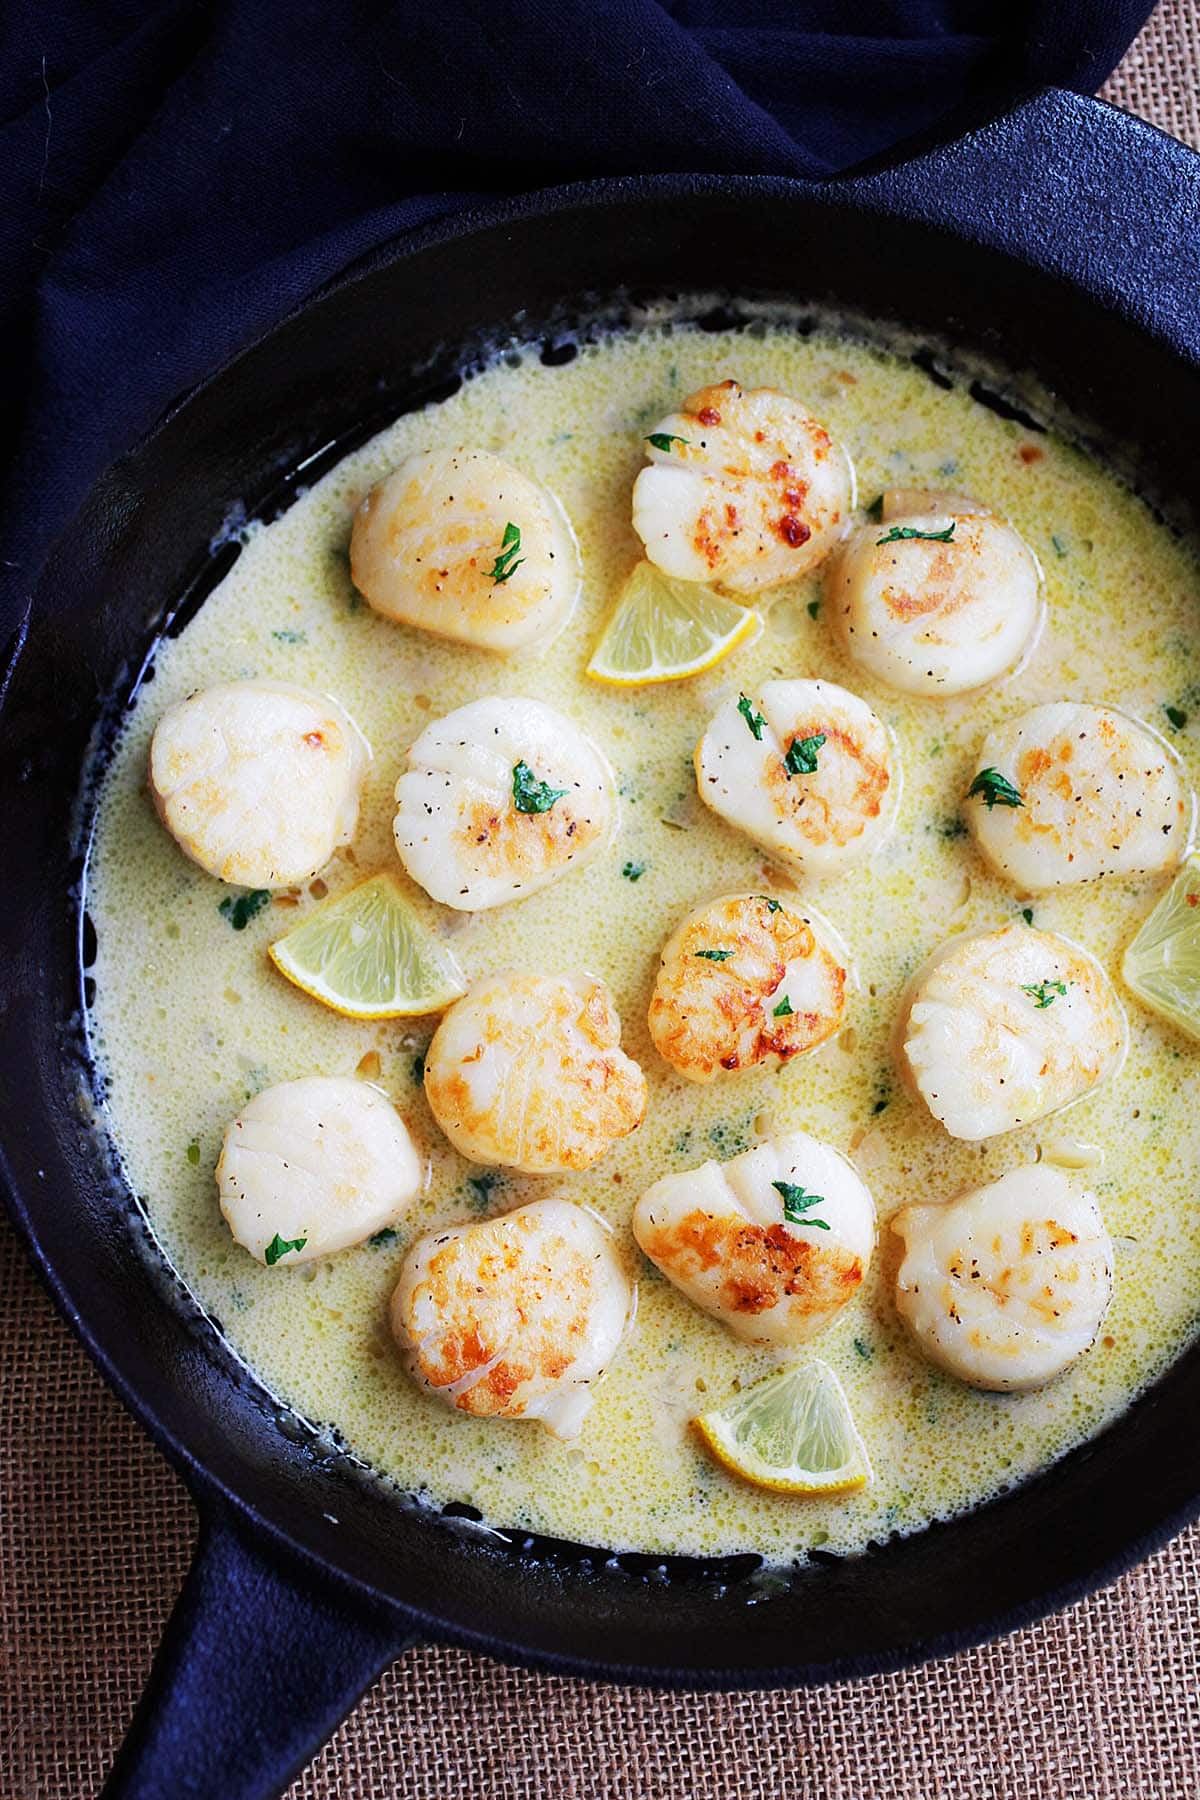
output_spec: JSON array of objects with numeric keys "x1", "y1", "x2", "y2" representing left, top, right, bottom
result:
[{"x1": 3, "y1": 89, "x2": 1200, "y2": 1800}]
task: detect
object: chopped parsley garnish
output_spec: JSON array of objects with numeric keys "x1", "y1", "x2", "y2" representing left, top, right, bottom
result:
[
  {"x1": 1051, "y1": 533, "x2": 1068, "y2": 558},
  {"x1": 185, "y1": 1140, "x2": 200, "y2": 1167},
  {"x1": 487, "y1": 522, "x2": 524, "y2": 585},
  {"x1": 512, "y1": 760, "x2": 568, "y2": 814},
  {"x1": 468, "y1": 1172, "x2": 500, "y2": 1210},
  {"x1": 272, "y1": 628, "x2": 307, "y2": 644},
  {"x1": 966, "y1": 767, "x2": 1023, "y2": 810},
  {"x1": 759, "y1": 895, "x2": 781, "y2": 913},
  {"x1": 622, "y1": 860, "x2": 646, "y2": 881},
  {"x1": 771, "y1": 1180, "x2": 830, "y2": 1230},
  {"x1": 1022, "y1": 907, "x2": 1035, "y2": 926},
  {"x1": 1165, "y1": 705, "x2": 1189, "y2": 731},
  {"x1": 218, "y1": 889, "x2": 272, "y2": 930},
  {"x1": 411, "y1": 1053, "x2": 426, "y2": 1084},
  {"x1": 772, "y1": 995, "x2": 794, "y2": 1017},
  {"x1": 264, "y1": 1232, "x2": 307, "y2": 1265},
  {"x1": 737, "y1": 693, "x2": 766, "y2": 740},
  {"x1": 807, "y1": 599, "x2": 821, "y2": 620},
  {"x1": 694, "y1": 948, "x2": 734, "y2": 962},
  {"x1": 368, "y1": 1227, "x2": 398, "y2": 1247},
  {"x1": 1022, "y1": 979, "x2": 1068, "y2": 1009},
  {"x1": 645, "y1": 432, "x2": 690, "y2": 453},
  {"x1": 783, "y1": 732, "x2": 825, "y2": 777},
  {"x1": 854, "y1": 1337, "x2": 873, "y2": 1360},
  {"x1": 876, "y1": 522, "x2": 956, "y2": 547}
]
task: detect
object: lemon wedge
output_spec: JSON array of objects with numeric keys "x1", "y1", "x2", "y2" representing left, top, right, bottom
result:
[
  {"x1": 694, "y1": 1359, "x2": 871, "y2": 1496},
  {"x1": 268, "y1": 873, "x2": 466, "y2": 1019},
  {"x1": 586, "y1": 561, "x2": 758, "y2": 685},
  {"x1": 1122, "y1": 852, "x2": 1200, "y2": 1043}
]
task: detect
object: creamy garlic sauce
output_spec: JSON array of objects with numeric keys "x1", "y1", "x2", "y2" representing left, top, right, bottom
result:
[{"x1": 86, "y1": 323, "x2": 1200, "y2": 1564}]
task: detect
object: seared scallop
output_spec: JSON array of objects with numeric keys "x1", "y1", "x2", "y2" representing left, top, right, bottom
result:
[
  {"x1": 217, "y1": 1076, "x2": 421, "y2": 1265},
  {"x1": 632, "y1": 1130, "x2": 876, "y2": 1346},
  {"x1": 393, "y1": 695, "x2": 615, "y2": 910},
  {"x1": 392, "y1": 1198, "x2": 630, "y2": 1437},
  {"x1": 892, "y1": 1166, "x2": 1114, "y2": 1390},
  {"x1": 695, "y1": 678, "x2": 896, "y2": 875},
  {"x1": 900, "y1": 923, "x2": 1125, "y2": 1141},
  {"x1": 150, "y1": 680, "x2": 370, "y2": 888},
  {"x1": 647, "y1": 892, "x2": 848, "y2": 1082},
  {"x1": 966, "y1": 701, "x2": 1192, "y2": 890},
  {"x1": 350, "y1": 448, "x2": 580, "y2": 652},
  {"x1": 632, "y1": 380, "x2": 854, "y2": 594},
  {"x1": 826, "y1": 493, "x2": 1041, "y2": 694},
  {"x1": 424, "y1": 970, "x2": 646, "y2": 1174}
]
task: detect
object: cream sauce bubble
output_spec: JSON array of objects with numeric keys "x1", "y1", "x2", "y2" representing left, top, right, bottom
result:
[{"x1": 86, "y1": 322, "x2": 1200, "y2": 1564}]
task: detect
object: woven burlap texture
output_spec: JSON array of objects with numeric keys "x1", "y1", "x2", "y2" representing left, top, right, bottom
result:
[{"x1": 4, "y1": 7, "x2": 1200, "y2": 1796}]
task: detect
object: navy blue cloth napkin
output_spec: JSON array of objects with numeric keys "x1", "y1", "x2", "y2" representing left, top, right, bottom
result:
[{"x1": 1, "y1": 0, "x2": 1152, "y2": 613}]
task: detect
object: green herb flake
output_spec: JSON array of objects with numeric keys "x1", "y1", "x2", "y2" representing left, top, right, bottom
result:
[
  {"x1": 1165, "y1": 705, "x2": 1189, "y2": 731},
  {"x1": 1022, "y1": 907, "x2": 1035, "y2": 926},
  {"x1": 772, "y1": 996, "x2": 794, "y2": 1017},
  {"x1": 512, "y1": 760, "x2": 568, "y2": 814},
  {"x1": 759, "y1": 895, "x2": 781, "y2": 913},
  {"x1": 411, "y1": 1053, "x2": 426, "y2": 1084},
  {"x1": 876, "y1": 522, "x2": 956, "y2": 547},
  {"x1": 854, "y1": 1337, "x2": 873, "y2": 1361},
  {"x1": 737, "y1": 693, "x2": 766, "y2": 740},
  {"x1": 645, "y1": 432, "x2": 690, "y2": 453},
  {"x1": 468, "y1": 1172, "x2": 499, "y2": 1211},
  {"x1": 218, "y1": 889, "x2": 272, "y2": 931},
  {"x1": 488, "y1": 521, "x2": 525, "y2": 585},
  {"x1": 807, "y1": 599, "x2": 821, "y2": 620},
  {"x1": 771, "y1": 1180, "x2": 830, "y2": 1231},
  {"x1": 783, "y1": 732, "x2": 825, "y2": 778},
  {"x1": 1022, "y1": 979, "x2": 1069, "y2": 1009},
  {"x1": 1051, "y1": 533, "x2": 1069, "y2": 558},
  {"x1": 694, "y1": 948, "x2": 734, "y2": 962},
  {"x1": 272, "y1": 628, "x2": 307, "y2": 644},
  {"x1": 264, "y1": 1232, "x2": 307, "y2": 1266},
  {"x1": 966, "y1": 767, "x2": 1023, "y2": 810},
  {"x1": 368, "y1": 1227, "x2": 398, "y2": 1247},
  {"x1": 622, "y1": 860, "x2": 646, "y2": 882},
  {"x1": 185, "y1": 1140, "x2": 201, "y2": 1167}
]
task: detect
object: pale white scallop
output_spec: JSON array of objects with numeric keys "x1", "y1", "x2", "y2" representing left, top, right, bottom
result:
[
  {"x1": 216, "y1": 1076, "x2": 421, "y2": 1265},
  {"x1": 391, "y1": 1198, "x2": 631, "y2": 1437},
  {"x1": 647, "y1": 891, "x2": 849, "y2": 1082},
  {"x1": 967, "y1": 701, "x2": 1192, "y2": 891},
  {"x1": 632, "y1": 379, "x2": 854, "y2": 594},
  {"x1": 149, "y1": 679, "x2": 370, "y2": 888},
  {"x1": 695, "y1": 677, "x2": 896, "y2": 875},
  {"x1": 423, "y1": 970, "x2": 646, "y2": 1174},
  {"x1": 393, "y1": 695, "x2": 615, "y2": 910},
  {"x1": 826, "y1": 495, "x2": 1041, "y2": 695},
  {"x1": 632, "y1": 1129, "x2": 876, "y2": 1346},
  {"x1": 350, "y1": 448, "x2": 580, "y2": 652},
  {"x1": 892, "y1": 1165, "x2": 1114, "y2": 1390},
  {"x1": 900, "y1": 923, "x2": 1125, "y2": 1142}
]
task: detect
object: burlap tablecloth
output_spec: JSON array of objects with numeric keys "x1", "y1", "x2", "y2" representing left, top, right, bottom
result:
[{"x1": 4, "y1": 10, "x2": 1200, "y2": 1794}]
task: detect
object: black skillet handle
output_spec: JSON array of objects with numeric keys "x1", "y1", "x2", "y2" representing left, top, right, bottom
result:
[{"x1": 101, "y1": 1505, "x2": 420, "y2": 1800}]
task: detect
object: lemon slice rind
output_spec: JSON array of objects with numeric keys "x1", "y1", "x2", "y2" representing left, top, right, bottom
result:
[
  {"x1": 694, "y1": 1358, "x2": 871, "y2": 1496},
  {"x1": 269, "y1": 873, "x2": 466, "y2": 1020},
  {"x1": 1122, "y1": 852, "x2": 1200, "y2": 1044},
  {"x1": 587, "y1": 561, "x2": 759, "y2": 686}
]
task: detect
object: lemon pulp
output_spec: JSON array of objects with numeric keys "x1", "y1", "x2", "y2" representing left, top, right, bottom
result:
[
  {"x1": 695, "y1": 1360, "x2": 871, "y2": 1495},
  {"x1": 586, "y1": 560, "x2": 758, "y2": 684},
  {"x1": 268, "y1": 873, "x2": 465, "y2": 1019},
  {"x1": 1123, "y1": 853, "x2": 1200, "y2": 1043}
]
